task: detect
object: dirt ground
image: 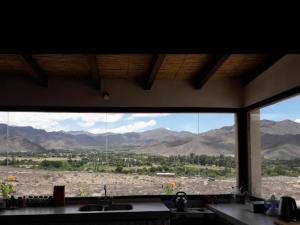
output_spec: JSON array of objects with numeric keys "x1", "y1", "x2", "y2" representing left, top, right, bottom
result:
[{"x1": 0, "y1": 166, "x2": 299, "y2": 200}]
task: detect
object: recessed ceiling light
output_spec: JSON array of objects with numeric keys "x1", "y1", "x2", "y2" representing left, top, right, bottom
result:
[{"x1": 102, "y1": 92, "x2": 110, "y2": 101}]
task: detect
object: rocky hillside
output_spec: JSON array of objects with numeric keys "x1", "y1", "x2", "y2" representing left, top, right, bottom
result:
[
  {"x1": 0, "y1": 119, "x2": 299, "y2": 160},
  {"x1": 0, "y1": 124, "x2": 195, "y2": 152}
]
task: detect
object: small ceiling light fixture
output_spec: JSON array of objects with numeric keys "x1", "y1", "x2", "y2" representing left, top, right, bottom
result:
[{"x1": 102, "y1": 91, "x2": 110, "y2": 101}]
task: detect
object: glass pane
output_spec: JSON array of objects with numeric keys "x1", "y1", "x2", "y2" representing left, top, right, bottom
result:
[
  {"x1": 0, "y1": 112, "x2": 236, "y2": 197},
  {"x1": 0, "y1": 112, "x2": 8, "y2": 167},
  {"x1": 260, "y1": 95, "x2": 300, "y2": 204}
]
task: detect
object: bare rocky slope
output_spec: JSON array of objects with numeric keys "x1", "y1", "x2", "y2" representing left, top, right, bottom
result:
[{"x1": 0, "y1": 119, "x2": 299, "y2": 159}]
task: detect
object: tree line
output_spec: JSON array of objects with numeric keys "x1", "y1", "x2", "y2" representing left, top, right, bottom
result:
[{"x1": 1, "y1": 151, "x2": 300, "y2": 178}]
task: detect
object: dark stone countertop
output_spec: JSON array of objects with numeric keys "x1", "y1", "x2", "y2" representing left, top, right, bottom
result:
[
  {"x1": 0, "y1": 201, "x2": 171, "y2": 224},
  {"x1": 208, "y1": 203, "x2": 278, "y2": 225}
]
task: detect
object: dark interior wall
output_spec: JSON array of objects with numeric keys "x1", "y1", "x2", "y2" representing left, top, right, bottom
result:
[
  {"x1": 1, "y1": 55, "x2": 299, "y2": 110},
  {"x1": 0, "y1": 76, "x2": 243, "y2": 109},
  {"x1": 244, "y1": 55, "x2": 300, "y2": 107},
  {"x1": 235, "y1": 110, "x2": 249, "y2": 193}
]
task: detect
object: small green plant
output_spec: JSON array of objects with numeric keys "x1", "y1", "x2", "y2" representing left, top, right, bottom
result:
[
  {"x1": 1, "y1": 181, "x2": 14, "y2": 198},
  {"x1": 162, "y1": 182, "x2": 176, "y2": 195},
  {"x1": 76, "y1": 189, "x2": 91, "y2": 197}
]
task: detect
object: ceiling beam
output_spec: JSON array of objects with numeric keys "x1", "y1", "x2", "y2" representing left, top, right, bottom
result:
[
  {"x1": 193, "y1": 54, "x2": 230, "y2": 89},
  {"x1": 20, "y1": 54, "x2": 48, "y2": 87},
  {"x1": 87, "y1": 54, "x2": 101, "y2": 90},
  {"x1": 145, "y1": 54, "x2": 166, "y2": 90},
  {"x1": 242, "y1": 54, "x2": 285, "y2": 86}
]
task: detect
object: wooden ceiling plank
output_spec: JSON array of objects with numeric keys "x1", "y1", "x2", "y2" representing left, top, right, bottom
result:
[
  {"x1": 87, "y1": 54, "x2": 101, "y2": 90},
  {"x1": 193, "y1": 54, "x2": 230, "y2": 89},
  {"x1": 20, "y1": 54, "x2": 48, "y2": 87},
  {"x1": 242, "y1": 54, "x2": 285, "y2": 86},
  {"x1": 145, "y1": 54, "x2": 166, "y2": 90}
]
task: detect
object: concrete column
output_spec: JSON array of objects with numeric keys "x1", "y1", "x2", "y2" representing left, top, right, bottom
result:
[
  {"x1": 248, "y1": 109, "x2": 262, "y2": 197},
  {"x1": 234, "y1": 115, "x2": 240, "y2": 189},
  {"x1": 235, "y1": 109, "x2": 262, "y2": 196}
]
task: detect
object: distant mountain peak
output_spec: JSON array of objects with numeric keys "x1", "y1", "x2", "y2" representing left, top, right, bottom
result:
[
  {"x1": 143, "y1": 128, "x2": 169, "y2": 132},
  {"x1": 278, "y1": 119, "x2": 296, "y2": 124},
  {"x1": 0, "y1": 120, "x2": 300, "y2": 160},
  {"x1": 260, "y1": 119, "x2": 276, "y2": 125},
  {"x1": 65, "y1": 130, "x2": 93, "y2": 135}
]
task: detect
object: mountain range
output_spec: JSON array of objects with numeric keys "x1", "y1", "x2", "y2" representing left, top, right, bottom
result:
[{"x1": 0, "y1": 119, "x2": 300, "y2": 160}]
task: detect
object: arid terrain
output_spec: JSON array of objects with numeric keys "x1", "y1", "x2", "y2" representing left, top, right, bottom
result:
[
  {"x1": 1, "y1": 119, "x2": 300, "y2": 160},
  {"x1": 1, "y1": 166, "x2": 299, "y2": 201}
]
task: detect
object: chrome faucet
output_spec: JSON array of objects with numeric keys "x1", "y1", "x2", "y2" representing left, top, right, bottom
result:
[
  {"x1": 104, "y1": 184, "x2": 107, "y2": 198},
  {"x1": 98, "y1": 184, "x2": 112, "y2": 206}
]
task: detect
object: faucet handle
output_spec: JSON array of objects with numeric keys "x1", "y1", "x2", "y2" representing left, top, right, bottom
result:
[{"x1": 104, "y1": 185, "x2": 107, "y2": 198}]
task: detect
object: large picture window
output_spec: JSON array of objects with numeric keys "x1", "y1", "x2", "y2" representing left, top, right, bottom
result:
[
  {"x1": 0, "y1": 112, "x2": 236, "y2": 197},
  {"x1": 259, "y1": 95, "x2": 300, "y2": 203}
]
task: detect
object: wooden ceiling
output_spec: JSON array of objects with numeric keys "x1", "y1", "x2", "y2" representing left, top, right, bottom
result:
[{"x1": 0, "y1": 54, "x2": 284, "y2": 89}]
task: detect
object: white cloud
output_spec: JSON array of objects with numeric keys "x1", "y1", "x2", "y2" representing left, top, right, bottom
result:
[
  {"x1": 130, "y1": 113, "x2": 171, "y2": 118},
  {"x1": 0, "y1": 112, "x2": 69, "y2": 131},
  {"x1": 125, "y1": 117, "x2": 135, "y2": 121},
  {"x1": 77, "y1": 113, "x2": 123, "y2": 127},
  {"x1": 89, "y1": 120, "x2": 157, "y2": 134},
  {"x1": 295, "y1": 119, "x2": 300, "y2": 123},
  {"x1": 0, "y1": 112, "x2": 124, "y2": 131}
]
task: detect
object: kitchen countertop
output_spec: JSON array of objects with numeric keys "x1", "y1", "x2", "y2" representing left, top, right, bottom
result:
[
  {"x1": 273, "y1": 219, "x2": 300, "y2": 225},
  {"x1": 208, "y1": 203, "x2": 276, "y2": 225},
  {"x1": 170, "y1": 207, "x2": 214, "y2": 214},
  {"x1": 0, "y1": 202, "x2": 171, "y2": 224},
  {"x1": 170, "y1": 207, "x2": 214, "y2": 218}
]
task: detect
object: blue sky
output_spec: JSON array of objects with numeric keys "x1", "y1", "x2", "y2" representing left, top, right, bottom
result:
[
  {"x1": 0, "y1": 95, "x2": 299, "y2": 134},
  {"x1": 260, "y1": 95, "x2": 300, "y2": 122}
]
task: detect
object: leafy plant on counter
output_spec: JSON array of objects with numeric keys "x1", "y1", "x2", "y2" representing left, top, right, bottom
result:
[
  {"x1": 76, "y1": 189, "x2": 91, "y2": 197},
  {"x1": 162, "y1": 181, "x2": 176, "y2": 195},
  {"x1": 1, "y1": 181, "x2": 14, "y2": 199}
]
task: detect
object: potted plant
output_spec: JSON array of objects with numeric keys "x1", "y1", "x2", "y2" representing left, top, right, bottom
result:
[
  {"x1": 0, "y1": 181, "x2": 14, "y2": 208},
  {"x1": 162, "y1": 181, "x2": 176, "y2": 195}
]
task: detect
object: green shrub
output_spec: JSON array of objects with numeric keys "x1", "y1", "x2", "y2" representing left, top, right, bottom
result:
[
  {"x1": 76, "y1": 189, "x2": 91, "y2": 197},
  {"x1": 1, "y1": 181, "x2": 14, "y2": 198},
  {"x1": 115, "y1": 166, "x2": 123, "y2": 173}
]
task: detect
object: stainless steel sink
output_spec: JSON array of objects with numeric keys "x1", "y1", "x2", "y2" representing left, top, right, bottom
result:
[
  {"x1": 78, "y1": 204, "x2": 132, "y2": 212},
  {"x1": 104, "y1": 204, "x2": 133, "y2": 211},
  {"x1": 79, "y1": 204, "x2": 104, "y2": 211}
]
